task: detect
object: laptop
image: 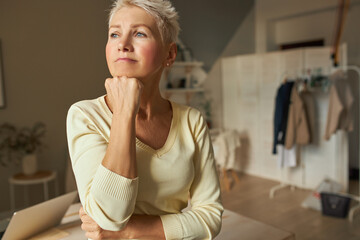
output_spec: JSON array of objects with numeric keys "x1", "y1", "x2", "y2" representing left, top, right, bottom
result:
[{"x1": 1, "y1": 191, "x2": 78, "y2": 240}]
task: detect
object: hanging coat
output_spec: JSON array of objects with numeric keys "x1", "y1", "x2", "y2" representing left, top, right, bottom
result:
[
  {"x1": 300, "y1": 89, "x2": 316, "y2": 144},
  {"x1": 273, "y1": 81, "x2": 294, "y2": 154},
  {"x1": 324, "y1": 72, "x2": 354, "y2": 140},
  {"x1": 285, "y1": 83, "x2": 310, "y2": 149}
]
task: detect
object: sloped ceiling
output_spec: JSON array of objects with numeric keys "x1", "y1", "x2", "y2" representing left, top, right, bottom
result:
[{"x1": 171, "y1": 0, "x2": 254, "y2": 70}]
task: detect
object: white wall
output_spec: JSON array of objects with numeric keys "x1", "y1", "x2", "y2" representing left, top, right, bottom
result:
[
  {"x1": 206, "y1": 8, "x2": 255, "y2": 128},
  {"x1": 255, "y1": 0, "x2": 360, "y2": 60},
  {"x1": 209, "y1": 0, "x2": 360, "y2": 169},
  {"x1": 221, "y1": 48, "x2": 349, "y2": 190},
  {"x1": 255, "y1": 0, "x2": 338, "y2": 53},
  {"x1": 264, "y1": 0, "x2": 360, "y2": 65},
  {"x1": 171, "y1": 0, "x2": 253, "y2": 71},
  {"x1": 204, "y1": 0, "x2": 360, "y2": 187},
  {"x1": 255, "y1": 0, "x2": 360, "y2": 169}
]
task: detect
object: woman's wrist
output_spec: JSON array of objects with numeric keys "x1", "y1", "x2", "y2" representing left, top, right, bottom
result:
[
  {"x1": 104, "y1": 102, "x2": 138, "y2": 179},
  {"x1": 115, "y1": 214, "x2": 165, "y2": 240},
  {"x1": 112, "y1": 108, "x2": 137, "y2": 121},
  {"x1": 107, "y1": 228, "x2": 132, "y2": 239}
]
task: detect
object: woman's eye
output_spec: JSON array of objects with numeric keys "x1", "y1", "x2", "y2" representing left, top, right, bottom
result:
[
  {"x1": 110, "y1": 33, "x2": 119, "y2": 38},
  {"x1": 135, "y1": 32, "x2": 146, "y2": 37}
]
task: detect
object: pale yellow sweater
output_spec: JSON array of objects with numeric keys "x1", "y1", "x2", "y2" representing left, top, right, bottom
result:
[{"x1": 66, "y1": 95, "x2": 223, "y2": 240}]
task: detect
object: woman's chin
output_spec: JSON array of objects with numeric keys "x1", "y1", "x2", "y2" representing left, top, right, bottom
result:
[{"x1": 111, "y1": 71, "x2": 139, "y2": 78}]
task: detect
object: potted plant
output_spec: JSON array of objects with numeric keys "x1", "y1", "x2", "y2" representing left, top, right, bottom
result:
[{"x1": 0, "y1": 122, "x2": 46, "y2": 175}]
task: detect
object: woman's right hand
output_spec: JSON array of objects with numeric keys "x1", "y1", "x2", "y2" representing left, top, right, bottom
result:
[
  {"x1": 79, "y1": 206, "x2": 133, "y2": 240},
  {"x1": 105, "y1": 76, "x2": 143, "y2": 118}
]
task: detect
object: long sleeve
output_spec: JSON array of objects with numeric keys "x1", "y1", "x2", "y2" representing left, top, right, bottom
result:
[
  {"x1": 160, "y1": 112, "x2": 223, "y2": 240},
  {"x1": 66, "y1": 104, "x2": 138, "y2": 231}
]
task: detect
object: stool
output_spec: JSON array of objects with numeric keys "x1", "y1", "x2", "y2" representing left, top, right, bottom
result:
[{"x1": 9, "y1": 170, "x2": 58, "y2": 211}]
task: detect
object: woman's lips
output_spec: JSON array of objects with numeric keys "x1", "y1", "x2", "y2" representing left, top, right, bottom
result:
[{"x1": 115, "y1": 58, "x2": 137, "y2": 62}]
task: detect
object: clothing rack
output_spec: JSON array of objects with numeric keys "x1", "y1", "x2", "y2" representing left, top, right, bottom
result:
[
  {"x1": 270, "y1": 73, "x2": 307, "y2": 199},
  {"x1": 269, "y1": 65, "x2": 360, "y2": 222}
]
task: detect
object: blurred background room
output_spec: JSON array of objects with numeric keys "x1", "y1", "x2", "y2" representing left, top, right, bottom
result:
[{"x1": 0, "y1": 0, "x2": 360, "y2": 239}]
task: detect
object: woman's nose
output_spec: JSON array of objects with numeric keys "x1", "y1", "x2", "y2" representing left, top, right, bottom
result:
[{"x1": 118, "y1": 34, "x2": 133, "y2": 52}]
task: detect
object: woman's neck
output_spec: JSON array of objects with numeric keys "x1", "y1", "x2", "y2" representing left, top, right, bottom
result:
[{"x1": 137, "y1": 85, "x2": 170, "y2": 121}]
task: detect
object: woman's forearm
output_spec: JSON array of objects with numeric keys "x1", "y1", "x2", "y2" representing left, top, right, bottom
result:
[
  {"x1": 113, "y1": 215, "x2": 166, "y2": 239},
  {"x1": 101, "y1": 77, "x2": 142, "y2": 179},
  {"x1": 102, "y1": 112, "x2": 137, "y2": 179},
  {"x1": 80, "y1": 208, "x2": 165, "y2": 239}
]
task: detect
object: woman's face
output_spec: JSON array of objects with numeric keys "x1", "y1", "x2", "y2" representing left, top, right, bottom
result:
[{"x1": 106, "y1": 6, "x2": 167, "y2": 81}]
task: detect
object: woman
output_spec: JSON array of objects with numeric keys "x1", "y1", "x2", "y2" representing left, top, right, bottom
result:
[{"x1": 66, "y1": 0, "x2": 223, "y2": 239}]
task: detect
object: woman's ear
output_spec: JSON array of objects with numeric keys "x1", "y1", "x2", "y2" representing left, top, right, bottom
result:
[{"x1": 165, "y1": 42, "x2": 177, "y2": 67}]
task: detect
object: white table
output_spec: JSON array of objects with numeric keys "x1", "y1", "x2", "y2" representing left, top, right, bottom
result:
[
  {"x1": 9, "y1": 171, "x2": 58, "y2": 211},
  {"x1": 218, "y1": 209, "x2": 295, "y2": 240},
  {"x1": 40, "y1": 204, "x2": 295, "y2": 240}
]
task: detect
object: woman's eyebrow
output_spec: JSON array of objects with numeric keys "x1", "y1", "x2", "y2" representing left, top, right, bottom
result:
[
  {"x1": 109, "y1": 24, "x2": 121, "y2": 29},
  {"x1": 109, "y1": 24, "x2": 152, "y2": 30},
  {"x1": 130, "y1": 23, "x2": 152, "y2": 30}
]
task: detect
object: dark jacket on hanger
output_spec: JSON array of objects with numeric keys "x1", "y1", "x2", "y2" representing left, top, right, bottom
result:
[{"x1": 273, "y1": 81, "x2": 294, "y2": 154}]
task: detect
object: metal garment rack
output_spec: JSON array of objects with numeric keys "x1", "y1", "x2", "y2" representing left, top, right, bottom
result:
[
  {"x1": 269, "y1": 65, "x2": 360, "y2": 222},
  {"x1": 270, "y1": 69, "x2": 307, "y2": 199},
  {"x1": 342, "y1": 65, "x2": 360, "y2": 222}
]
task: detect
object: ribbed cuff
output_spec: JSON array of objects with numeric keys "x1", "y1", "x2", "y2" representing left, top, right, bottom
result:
[
  {"x1": 160, "y1": 214, "x2": 183, "y2": 240},
  {"x1": 92, "y1": 164, "x2": 138, "y2": 201}
]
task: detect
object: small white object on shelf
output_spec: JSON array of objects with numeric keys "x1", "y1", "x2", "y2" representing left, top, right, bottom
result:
[
  {"x1": 163, "y1": 88, "x2": 204, "y2": 105},
  {"x1": 165, "y1": 61, "x2": 206, "y2": 89},
  {"x1": 161, "y1": 61, "x2": 207, "y2": 105},
  {"x1": 172, "y1": 61, "x2": 204, "y2": 67}
]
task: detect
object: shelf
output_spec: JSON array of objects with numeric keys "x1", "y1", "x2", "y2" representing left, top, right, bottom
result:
[
  {"x1": 172, "y1": 61, "x2": 204, "y2": 67},
  {"x1": 162, "y1": 61, "x2": 206, "y2": 105},
  {"x1": 162, "y1": 88, "x2": 204, "y2": 105}
]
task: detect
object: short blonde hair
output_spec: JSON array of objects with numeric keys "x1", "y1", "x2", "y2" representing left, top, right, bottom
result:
[{"x1": 108, "y1": 0, "x2": 180, "y2": 44}]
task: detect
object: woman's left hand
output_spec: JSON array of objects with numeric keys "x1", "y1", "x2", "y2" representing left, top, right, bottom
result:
[{"x1": 79, "y1": 206, "x2": 130, "y2": 240}]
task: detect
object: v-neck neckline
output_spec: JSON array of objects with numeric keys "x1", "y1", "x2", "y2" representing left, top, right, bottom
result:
[{"x1": 99, "y1": 95, "x2": 178, "y2": 157}]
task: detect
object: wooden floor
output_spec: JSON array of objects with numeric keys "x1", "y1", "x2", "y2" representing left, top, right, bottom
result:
[{"x1": 221, "y1": 173, "x2": 360, "y2": 240}]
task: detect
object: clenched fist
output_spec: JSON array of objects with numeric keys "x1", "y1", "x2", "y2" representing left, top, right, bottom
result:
[{"x1": 105, "y1": 76, "x2": 143, "y2": 118}]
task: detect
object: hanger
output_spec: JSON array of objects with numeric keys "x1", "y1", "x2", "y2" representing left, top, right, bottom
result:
[{"x1": 282, "y1": 77, "x2": 287, "y2": 84}]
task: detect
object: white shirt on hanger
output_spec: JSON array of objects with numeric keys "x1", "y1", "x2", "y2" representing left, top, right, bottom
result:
[{"x1": 277, "y1": 145, "x2": 296, "y2": 168}]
